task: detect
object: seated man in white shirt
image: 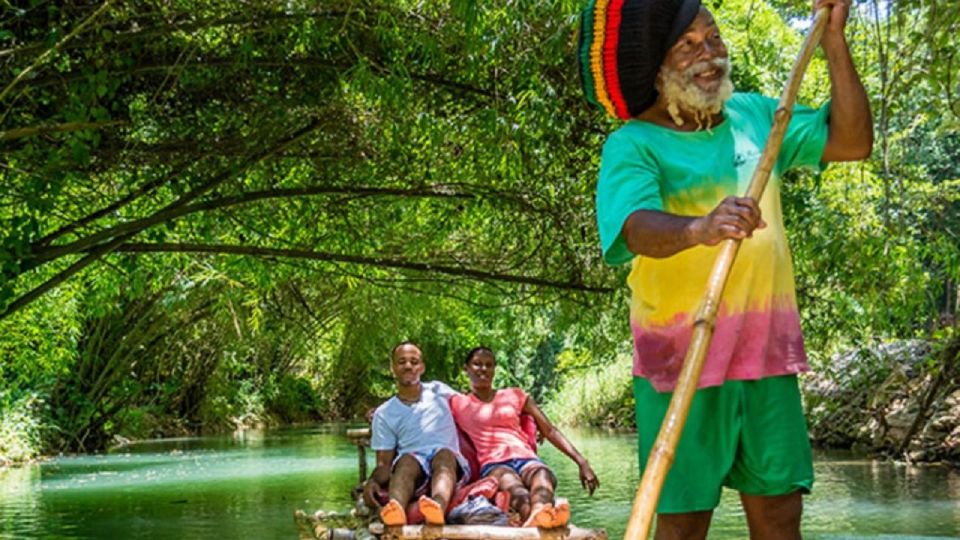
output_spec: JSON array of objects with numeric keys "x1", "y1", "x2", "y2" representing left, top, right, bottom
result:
[{"x1": 363, "y1": 341, "x2": 470, "y2": 526}]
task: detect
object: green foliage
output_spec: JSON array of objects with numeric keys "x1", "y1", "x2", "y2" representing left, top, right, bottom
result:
[
  {"x1": 787, "y1": 168, "x2": 960, "y2": 358},
  {"x1": 543, "y1": 352, "x2": 635, "y2": 429},
  {"x1": 0, "y1": 392, "x2": 44, "y2": 463},
  {"x1": 0, "y1": 0, "x2": 956, "y2": 458},
  {"x1": 268, "y1": 375, "x2": 324, "y2": 424}
]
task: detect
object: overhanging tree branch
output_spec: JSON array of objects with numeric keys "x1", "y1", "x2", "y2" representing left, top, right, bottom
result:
[
  {"x1": 0, "y1": 0, "x2": 114, "y2": 103},
  {"x1": 33, "y1": 182, "x2": 542, "y2": 263},
  {"x1": 25, "y1": 58, "x2": 494, "y2": 99},
  {"x1": 0, "y1": 120, "x2": 126, "y2": 142},
  {"x1": 109, "y1": 242, "x2": 615, "y2": 293},
  {"x1": 0, "y1": 231, "x2": 136, "y2": 322},
  {"x1": 36, "y1": 161, "x2": 194, "y2": 247},
  {"x1": 180, "y1": 185, "x2": 476, "y2": 212},
  {"x1": 23, "y1": 118, "x2": 323, "y2": 269},
  {"x1": 0, "y1": 121, "x2": 326, "y2": 322},
  {"x1": 0, "y1": 9, "x2": 355, "y2": 59}
]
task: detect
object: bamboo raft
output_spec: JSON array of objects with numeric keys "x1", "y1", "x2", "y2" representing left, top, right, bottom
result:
[{"x1": 294, "y1": 428, "x2": 607, "y2": 540}]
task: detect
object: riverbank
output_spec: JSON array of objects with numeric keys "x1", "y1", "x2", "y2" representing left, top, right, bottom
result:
[
  {"x1": 805, "y1": 337, "x2": 960, "y2": 465},
  {"x1": 0, "y1": 371, "x2": 326, "y2": 467},
  {"x1": 0, "y1": 414, "x2": 319, "y2": 470},
  {"x1": 550, "y1": 336, "x2": 960, "y2": 467}
]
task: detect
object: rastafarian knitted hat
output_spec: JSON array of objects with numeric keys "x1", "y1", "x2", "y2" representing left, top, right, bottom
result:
[{"x1": 578, "y1": 0, "x2": 702, "y2": 119}]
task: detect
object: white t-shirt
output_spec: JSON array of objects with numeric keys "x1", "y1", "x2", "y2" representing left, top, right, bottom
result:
[{"x1": 370, "y1": 381, "x2": 462, "y2": 458}]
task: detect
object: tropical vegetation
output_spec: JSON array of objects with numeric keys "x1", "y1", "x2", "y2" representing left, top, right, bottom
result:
[{"x1": 1, "y1": 0, "x2": 956, "y2": 464}]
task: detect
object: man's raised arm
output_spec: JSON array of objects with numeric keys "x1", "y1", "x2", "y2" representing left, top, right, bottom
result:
[{"x1": 818, "y1": 0, "x2": 873, "y2": 162}]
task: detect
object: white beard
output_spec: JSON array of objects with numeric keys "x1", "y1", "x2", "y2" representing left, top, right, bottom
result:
[{"x1": 659, "y1": 57, "x2": 734, "y2": 129}]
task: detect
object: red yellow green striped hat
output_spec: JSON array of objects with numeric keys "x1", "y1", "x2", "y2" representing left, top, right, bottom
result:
[{"x1": 578, "y1": 0, "x2": 702, "y2": 119}]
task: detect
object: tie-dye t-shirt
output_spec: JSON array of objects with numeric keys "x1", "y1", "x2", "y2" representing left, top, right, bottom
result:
[{"x1": 596, "y1": 92, "x2": 830, "y2": 392}]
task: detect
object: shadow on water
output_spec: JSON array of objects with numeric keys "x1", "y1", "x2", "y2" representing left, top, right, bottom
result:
[{"x1": 1, "y1": 425, "x2": 958, "y2": 539}]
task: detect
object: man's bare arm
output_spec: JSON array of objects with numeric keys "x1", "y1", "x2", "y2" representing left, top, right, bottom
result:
[
  {"x1": 818, "y1": 0, "x2": 873, "y2": 162},
  {"x1": 362, "y1": 449, "x2": 396, "y2": 508},
  {"x1": 622, "y1": 196, "x2": 766, "y2": 258},
  {"x1": 522, "y1": 396, "x2": 599, "y2": 495}
]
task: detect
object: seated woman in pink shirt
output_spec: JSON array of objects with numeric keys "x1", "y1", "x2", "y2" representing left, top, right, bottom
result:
[{"x1": 450, "y1": 347, "x2": 600, "y2": 528}]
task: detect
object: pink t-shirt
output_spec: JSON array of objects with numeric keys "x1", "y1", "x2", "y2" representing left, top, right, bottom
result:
[{"x1": 450, "y1": 388, "x2": 537, "y2": 467}]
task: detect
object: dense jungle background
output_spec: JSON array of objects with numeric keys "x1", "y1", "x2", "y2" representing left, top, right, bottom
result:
[{"x1": 1, "y1": 0, "x2": 957, "y2": 466}]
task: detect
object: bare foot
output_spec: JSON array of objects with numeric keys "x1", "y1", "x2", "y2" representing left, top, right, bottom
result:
[
  {"x1": 418, "y1": 495, "x2": 445, "y2": 525},
  {"x1": 380, "y1": 499, "x2": 407, "y2": 526},
  {"x1": 522, "y1": 503, "x2": 555, "y2": 528},
  {"x1": 551, "y1": 498, "x2": 570, "y2": 527}
]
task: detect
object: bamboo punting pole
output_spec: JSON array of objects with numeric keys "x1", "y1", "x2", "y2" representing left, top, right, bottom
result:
[{"x1": 623, "y1": 8, "x2": 832, "y2": 540}]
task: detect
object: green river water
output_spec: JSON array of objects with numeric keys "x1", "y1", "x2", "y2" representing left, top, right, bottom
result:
[{"x1": 1, "y1": 426, "x2": 958, "y2": 539}]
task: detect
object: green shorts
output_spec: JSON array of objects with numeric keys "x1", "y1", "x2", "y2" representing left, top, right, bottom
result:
[{"x1": 634, "y1": 375, "x2": 814, "y2": 514}]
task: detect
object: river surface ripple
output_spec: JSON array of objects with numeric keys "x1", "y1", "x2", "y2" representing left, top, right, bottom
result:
[{"x1": 1, "y1": 426, "x2": 958, "y2": 539}]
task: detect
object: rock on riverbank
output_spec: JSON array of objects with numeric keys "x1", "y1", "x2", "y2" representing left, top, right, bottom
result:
[{"x1": 803, "y1": 338, "x2": 960, "y2": 465}]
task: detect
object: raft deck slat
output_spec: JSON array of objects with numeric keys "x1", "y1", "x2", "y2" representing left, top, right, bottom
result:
[{"x1": 375, "y1": 524, "x2": 607, "y2": 540}]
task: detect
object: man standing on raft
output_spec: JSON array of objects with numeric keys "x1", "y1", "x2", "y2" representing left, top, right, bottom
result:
[{"x1": 583, "y1": 0, "x2": 871, "y2": 538}]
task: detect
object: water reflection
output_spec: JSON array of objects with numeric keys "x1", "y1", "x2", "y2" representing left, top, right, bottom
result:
[
  {"x1": 1, "y1": 426, "x2": 361, "y2": 540},
  {"x1": 0, "y1": 426, "x2": 957, "y2": 540},
  {"x1": 803, "y1": 454, "x2": 960, "y2": 539}
]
